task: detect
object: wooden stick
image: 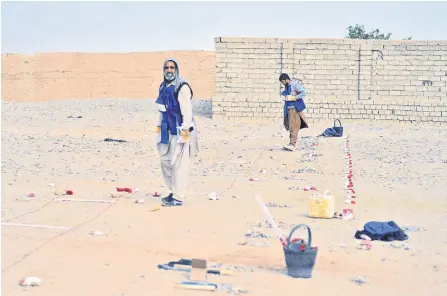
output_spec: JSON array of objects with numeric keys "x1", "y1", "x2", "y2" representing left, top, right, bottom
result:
[
  {"x1": 1, "y1": 222, "x2": 70, "y2": 230},
  {"x1": 255, "y1": 195, "x2": 287, "y2": 247},
  {"x1": 176, "y1": 282, "x2": 217, "y2": 291}
]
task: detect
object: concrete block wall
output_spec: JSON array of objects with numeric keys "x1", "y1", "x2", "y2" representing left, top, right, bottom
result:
[{"x1": 213, "y1": 37, "x2": 447, "y2": 123}]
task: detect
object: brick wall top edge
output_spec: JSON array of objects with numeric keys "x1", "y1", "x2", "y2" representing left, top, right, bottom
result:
[{"x1": 215, "y1": 36, "x2": 447, "y2": 45}]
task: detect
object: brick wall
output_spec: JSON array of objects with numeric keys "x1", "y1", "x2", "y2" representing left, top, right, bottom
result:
[{"x1": 212, "y1": 37, "x2": 447, "y2": 123}]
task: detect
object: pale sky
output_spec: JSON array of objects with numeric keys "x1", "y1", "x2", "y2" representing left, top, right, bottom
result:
[{"x1": 1, "y1": 1, "x2": 447, "y2": 54}]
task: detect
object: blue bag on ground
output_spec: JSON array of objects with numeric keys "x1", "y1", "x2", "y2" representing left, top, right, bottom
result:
[
  {"x1": 355, "y1": 221, "x2": 408, "y2": 241},
  {"x1": 319, "y1": 127, "x2": 342, "y2": 137}
]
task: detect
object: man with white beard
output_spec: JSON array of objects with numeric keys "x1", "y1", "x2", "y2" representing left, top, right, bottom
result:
[{"x1": 155, "y1": 59, "x2": 199, "y2": 207}]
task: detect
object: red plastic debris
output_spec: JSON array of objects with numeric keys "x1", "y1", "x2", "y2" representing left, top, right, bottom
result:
[
  {"x1": 65, "y1": 190, "x2": 73, "y2": 195},
  {"x1": 116, "y1": 187, "x2": 133, "y2": 193}
]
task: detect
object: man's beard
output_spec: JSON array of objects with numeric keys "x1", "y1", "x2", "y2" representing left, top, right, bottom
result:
[{"x1": 164, "y1": 72, "x2": 175, "y2": 81}]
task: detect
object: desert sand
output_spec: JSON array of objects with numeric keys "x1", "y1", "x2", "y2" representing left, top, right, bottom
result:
[{"x1": 1, "y1": 96, "x2": 446, "y2": 296}]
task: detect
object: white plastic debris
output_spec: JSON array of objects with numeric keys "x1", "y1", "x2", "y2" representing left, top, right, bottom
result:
[
  {"x1": 90, "y1": 231, "x2": 105, "y2": 236},
  {"x1": 19, "y1": 277, "x2": 41, "y2": 287},
  {"x1": 208, "y1": 192, "x2": 219, "y2": 200}
]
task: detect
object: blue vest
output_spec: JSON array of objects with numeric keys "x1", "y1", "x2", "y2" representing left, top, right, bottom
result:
[
  {"x1": 282, "y1": 83, "x2": 306, "y2": 117},
  {"x1": 156, "y1": 84, "x2": 183, "y2": 143}
]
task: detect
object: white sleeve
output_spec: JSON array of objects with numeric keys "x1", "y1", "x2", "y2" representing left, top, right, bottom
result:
[
  {"x1": 177, "y1": 85, "x2": 193, "y2": 130},
  {"x1": 157, "y1": 111, "x2": 162, "y2": 126}
]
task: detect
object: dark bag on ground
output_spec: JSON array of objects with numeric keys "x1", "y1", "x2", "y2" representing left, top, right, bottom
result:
[
  {"x1": 319, "y1": 127, "x2": 342, "y2": 137},
  {"x1": 355, "y1": 221, "x2": 408, "y2": 241}
]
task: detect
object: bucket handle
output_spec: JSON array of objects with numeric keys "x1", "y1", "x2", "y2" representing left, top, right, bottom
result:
[
  {"x1": 287, "y1": 224, "x2": 312, "y2": 248},
  {"x1": 333, "y1": 119, "x2": 342, "y2": 127}
]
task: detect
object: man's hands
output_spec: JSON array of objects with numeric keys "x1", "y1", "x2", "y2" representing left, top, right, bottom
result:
[
  {"x1": 179, "y1": 129, "x2": 190, "y2": 143},
  {"x1": 286, "y1": 95, "x2": 297, "y2": 102}
]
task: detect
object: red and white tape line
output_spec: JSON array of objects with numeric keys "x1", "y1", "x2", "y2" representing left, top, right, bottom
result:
[{"x1": 344, "y1": 135, "x2": 356, "y2": 205}]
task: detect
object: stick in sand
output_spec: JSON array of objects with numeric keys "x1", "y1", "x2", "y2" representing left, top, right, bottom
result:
[
  {"x1": 255, "y1": 194, "x2": 287, "y2": 247},
  {"x1": 1, "y1": 222, "x2": 70, "y2": 230}
]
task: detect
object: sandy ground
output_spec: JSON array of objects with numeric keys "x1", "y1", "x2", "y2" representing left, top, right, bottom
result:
[{"x1": 1, "y1": 98, "x2": 447, "y2": 296}]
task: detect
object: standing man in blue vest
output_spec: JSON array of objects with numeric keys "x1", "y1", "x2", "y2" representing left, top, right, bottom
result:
[
  {"x1": 155, "y1": 58, "x2": 199, "y2": 207},
  {"x1": 279, "y1": 73, "x2": 309, "y2": 151}
]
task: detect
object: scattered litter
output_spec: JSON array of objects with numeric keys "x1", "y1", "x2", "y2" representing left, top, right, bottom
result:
[
  {"x1": 149, "y1": 192, "x2": 161, "y2": 197},
  {"x1": 334, "y1": 209, "x2": 354, "y2": 220},
  {"x1": 245, "y1": 231, "x2": 270, "y2": 239},
  {"x1": 68, "y1": 115, "x2": 82, "y2": 119},
  {"x1": 19, "y1": 277, "x2": 41, "y2": 287},
  {"x1": 90, "y1": 231, "x2": 106, "y2": 236},
  {"x1": 360, "y1": 234, "x2": 371, "y2": 241},
  {"x1": 116, "y1": 187, "x2": 133, "y2": 193},
  {"x1": 294, "y1": 168, "x2": 321, "y2": 174},
  {"x1": 48, "y1": 183, "x2": 55, "y2": 187},
  {"x1": 249, "y1": 177, "x2": 259, "y2": 181},
  {"x1": 150, "y1": 204, "x2": 161, "y2": 212},
  {"x1": 110, "y1": 192, "x2": 130, "y2": 199},
  {"x1": 27, "y1": 192, "x2": 35, "y2": 197},
  {"x1": 303, "y1": 186, "x2": 318, "y2": 191},
  {"x1": 104, "y1": 138, "x2": 127, "y2": 143},
  {"x1": 260, "y1": 169, "x2": 267, "y2": 174},
  {"x1": 288, "y1": 186, "x2": 300, "y2": 190},
  {"x1": 135, "y1": 199, "x2": 145, "y2": 204},
  {"x1": 252, "y1": 219, "x2": 290, "y2": 230},
  {"x1": 208, "y1": 192, "x2": 219, "y2": 200},
  {"x1": 65, "y1": 190, "x2": 73, "y2": 195},
  {"x1": 226, "y1": 265, "x2": 254, "y2": 272},
  {"x1": 352, "y1": 276, "x2": 367, "y2": 285},
  {"x1": 266, "y1": 202, "x2": 292, "y2": 208},
  {"x1": 403, "y1": 226, "x2": 426, "y2": 232},
  {"x1": 221, "y1": 284, "x2": 248, "y2": 294},
  {"x1": 177, "y1": 281, "x2": 217, "y2": 291},
  {"x1": 134, "y1": 188, "x2": 140, "y2": 193},
  {"x1": 339, "y1": 243, "x2": 347, "y2": 248},
  {"x1": 357, "y1": 240, "x2": 372, "y2": 250},
  {"x1": 52, "y1": 187, "x2": 66, "y2": 195}
]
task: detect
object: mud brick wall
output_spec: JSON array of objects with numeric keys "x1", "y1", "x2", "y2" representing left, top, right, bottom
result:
[
  {"x1": 1, "y1": 51, "x2": 215, "y2": 101},
  {"x1": 212, "y1": 37, "x2": 447, "y2": 123}
]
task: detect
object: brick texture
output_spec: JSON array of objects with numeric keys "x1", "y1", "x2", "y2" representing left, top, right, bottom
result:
[{"x1": 213, "y1": 38, "x2": 447, "y2": 123}]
